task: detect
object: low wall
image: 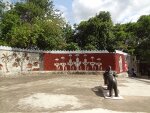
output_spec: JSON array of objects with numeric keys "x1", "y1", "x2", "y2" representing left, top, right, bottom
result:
[
  {"x1": 43, "y1": 51, "x2": 126, "y2": 73},
  {"x1": 0, "y1": 46, "x2": 127, "y2": 76}
]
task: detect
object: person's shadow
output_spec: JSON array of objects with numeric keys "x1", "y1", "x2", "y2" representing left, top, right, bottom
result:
[{"x1": 91, "y1": 86, "x2": 104, "y2": 97}]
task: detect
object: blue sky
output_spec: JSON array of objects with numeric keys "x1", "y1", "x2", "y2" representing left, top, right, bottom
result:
[
  {"x1": 4, "y1": 0, "x2": 150, "y2": 25},
  {"x1": 53, "y1": 0, "x2": 74, "y2": 25}
]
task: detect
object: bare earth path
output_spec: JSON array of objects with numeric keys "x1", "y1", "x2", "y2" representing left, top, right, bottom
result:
[{"x1": 0, "y1": 73, "x2": 150, "y2": 113}]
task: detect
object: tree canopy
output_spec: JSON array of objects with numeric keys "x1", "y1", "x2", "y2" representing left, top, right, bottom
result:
[
  {"x1": 0, "y1": 0, "x2": 149, "y2": 62},
  {"x1": 135, "y1": 15, "x2": 150, "y2": 62},
  {"x1": 0, "y1": 0, "x2": 66, "y2": 50},
  {"x1": 73, "y1": 11, "x2": 115, "y2": 51}
]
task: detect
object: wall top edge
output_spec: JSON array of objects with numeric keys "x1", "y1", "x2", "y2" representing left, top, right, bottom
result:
[
  {"x1": 115, "y1": 50, "x2": 128, "y2": 55},
  {"x1": 0, "y1": 46, "x2": 43, "y2": 53},
  {"x1": 0, "y1": 46, "x2": 128, "y2": 55},
  {"x1": 45, "y1": 50, "x2": 109, "y2": 54}
]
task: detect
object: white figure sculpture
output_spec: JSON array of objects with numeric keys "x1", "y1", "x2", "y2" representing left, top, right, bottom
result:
[
  {"x1": 90, "y1": 56, "x2": 95, "y2": 70},
  {"x1": 60, "y1": 56, "x2": 66, "y2": 71},
  {"x1": 54, "y1": 58, "x2": 60, "y2": 70},
  {"x1": 83, "y1": 54, "x2": 88, "y2": 71},
  {"x1": 74, "y1": 54, "x2": 81, "y2": 71},
  {"x1": 96, "y1": 58, "x2": 102, "y2": 71},
  {"x1": 68, "y1": 54, "x2": 73, "y2": 70},
  {"x1": 119, "y1": 56, "x2": 123, "y2": 72}
]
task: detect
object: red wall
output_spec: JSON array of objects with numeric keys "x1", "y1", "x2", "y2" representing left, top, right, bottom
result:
[{"x1": 43, "y1": 52, "x2": 126, "y2": 73}]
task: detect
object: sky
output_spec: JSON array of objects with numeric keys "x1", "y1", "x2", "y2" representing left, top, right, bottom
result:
[
  {"x1": 53, "y1": 0, "x2": 150, "y2": 25},
  {"x1": 4, "y1": 0, "x2": 150, "y2": 25}
]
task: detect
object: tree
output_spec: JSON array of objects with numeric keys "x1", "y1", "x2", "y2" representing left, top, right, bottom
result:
[
  {"x1": 63, "y1": 23, "x2": 74, "y2": 43},
  {"x1": 74, "y1": 11, "x2": 115, "y2": 51},
  {"x1": 84, "y1": 44, "x2": 97, "y2": 50},
  {"x1": 136, "y1": 39, "x2": 150, "y2": 62},
  {"x1": 74, "y1": 21, "x2": 89, "y2": 49},
  {"x1": 0, "y1": 0, "x2": 67, "y2": 50},
  {"x1": 135, "y1": 15, "x2": 150, "y2": 62},
  {"x1": 113, "y1": 23, "x2": 137, "y2": 54},
  {"x1": 35, "y1": 19, "x2": 66, "y2": 50},
  {"x1": 65, "y1": 42, "x2": 80, "y2": 50},
  {"x1": 0, "y1": 0, "x2": 5, "y2": 44},
  {"x1": 136, "y1": 15, "x2": 150, "y2": 39}
]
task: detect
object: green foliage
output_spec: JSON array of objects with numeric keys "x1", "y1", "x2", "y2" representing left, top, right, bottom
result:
[
  {"x1": 7, "y1": 23, "x2": 42, "y2": 48},
  {"x1": 35, "y1": 19, "x2": 66, "y2": 50},
  {"x1": 0, "y1": 0, "x2": 5, "y2": 41},
  {"x1": 0, "y1": 0, "x2": 5, "y2": 17},
  {"x1": 135, "y1": 15, "x2": 150, "y2": 62},
  {"x1": 65, "y1": 42, "x2": 80, "y2": 50},
  {"x1": 136, "y1": 15, "x2": 150, "y2": 39},
  {"x1": 0, "y1": 0, "x2": 66, "y2": 50},
  {"x1": 74, "y1": 11, "x2": 115, "y2": 51},
  {"x1": 63, "y1": 24, "x2": 74, "y2": 43},
  {"x1": 113, "y1": 23, "x2": 137, "y2": 54},
  {"x1": 84, "y1": 44, "x2": 97, "y2": 50},
  {"x1": 136, "y1": 38, "x2": 150, "y2": 62},
  {"x1": 0, "y1": 0, "x2": 149, "y2": 63}
]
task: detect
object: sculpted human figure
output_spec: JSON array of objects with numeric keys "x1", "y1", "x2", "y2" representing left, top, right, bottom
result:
[{"x1": 104, "y1": 66, "x2": 118, "y2": 97}]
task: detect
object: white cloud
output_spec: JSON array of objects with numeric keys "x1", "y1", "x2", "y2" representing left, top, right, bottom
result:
[
  {"x1": 56, "y1": 5, "x2": 68, "y2": 20},
  {"x1": 2, "y1": 0, "x2": 19, "y2": 10},
  {"x1": 55, "y1": 4, "x2": 73, "y2": 24},
  {"x1": 72, "y1": 0, "x2": 150, "y2": 24}
]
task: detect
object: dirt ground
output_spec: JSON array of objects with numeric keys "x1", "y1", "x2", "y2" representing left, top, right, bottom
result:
[{"x1": 0, "y1": 73, "x2": 150, "y2": 113}]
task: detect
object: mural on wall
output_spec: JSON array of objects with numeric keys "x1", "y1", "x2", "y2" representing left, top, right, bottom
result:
[
  {"x1": 0, "y1": 46, "x2": 128, "y2": 74},
  {"x1": 28, "y1": 54, "x2": 41, "y2": 71},
  {"x1": 54, "y1": 54, "x2": 103, "y2": 71},
  {"x1": 0, "y1": 50, "x2": 40, "y2": 73},
  {"x1": 119, "y1": 56, "x2": 123, "y2": 72},
  {"x1": 1, "y1": 53, "x2": 11, "y2": 72},
  {"x1": 12, "y1": 52, "x2": 29, "y2": 71}
]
